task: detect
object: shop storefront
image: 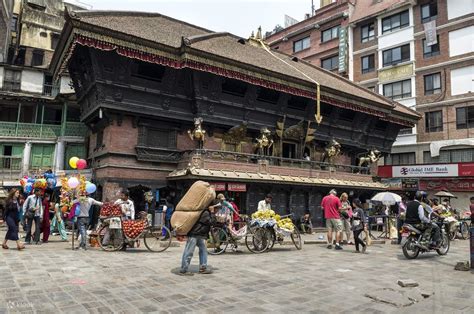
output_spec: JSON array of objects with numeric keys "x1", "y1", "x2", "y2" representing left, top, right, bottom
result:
[{"x1": 378, "y1": 162, "x2": 474, "y2": 212}]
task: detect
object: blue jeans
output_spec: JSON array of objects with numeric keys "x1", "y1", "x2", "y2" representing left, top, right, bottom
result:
[
  {"x1": 180, "y1": 237, "x2": 207, "y2": 272},
  {"x1": 78, "y1": 217, "x2": 88, "y2": 248}
]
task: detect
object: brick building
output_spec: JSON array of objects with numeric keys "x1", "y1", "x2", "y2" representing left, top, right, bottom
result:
[
  {"x1": 49, "y1": 10, "x2": 418, "y2": 223},
  {"x1": 349, "y1": 0, "x2": 474, "y2": 210},
  {"x1": 265, "y1": 0, "x2": 350, "y2": 75}
]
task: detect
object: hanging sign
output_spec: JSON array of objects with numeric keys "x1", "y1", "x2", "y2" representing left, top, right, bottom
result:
[
  {"x1": 210, "y1": 182, "x2": 226, "y2": 191},
  {"x1": 338, "y1": 26, "x2": 348, "y2": 73},
  {"x1": 228, "y1": 183, "x2": 246, "y2": 192}
]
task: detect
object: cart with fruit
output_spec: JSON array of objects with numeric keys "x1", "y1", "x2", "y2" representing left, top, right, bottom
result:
[
  {"x1": 250, "y1": 209, "x2": 302, "y2": 251},
  {"x1": 96, "y1": 204, "x2": 171, "y2": 252}
]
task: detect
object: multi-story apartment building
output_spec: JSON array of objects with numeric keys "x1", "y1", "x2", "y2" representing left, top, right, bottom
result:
[
  {"x1": 265, "y1": 0, "x2": 350, "y2": 75},
  {"x1": 0, "y1": 0, "x2": 14, "y2": 63},
  {"x1": 350, "y1": 0, "x2": 474, "y2": 210},
  {"x1": 0, "y1": 0, "x2": 87, "y2": 188}
]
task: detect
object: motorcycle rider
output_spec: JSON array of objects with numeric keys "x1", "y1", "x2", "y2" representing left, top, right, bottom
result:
[{"x1": 405, "y1": 191, "x2": 441, "y2": 248}]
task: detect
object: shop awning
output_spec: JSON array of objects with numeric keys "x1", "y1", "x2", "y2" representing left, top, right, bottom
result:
[{"x1": 168, "y1": 167, "x2": 387, "y2": 190}]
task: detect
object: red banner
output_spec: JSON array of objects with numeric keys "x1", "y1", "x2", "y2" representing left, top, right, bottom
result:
[
  {"x1": 210, "y1": 182, "x2": 226, "y2": 191},
  {"x1": 419, "y1": 179, "x2": 474, "y2": 192},
  {"x1": 228, "y1": 183, "x2": 246, "y2": 192},
  {"x1": 459, "y1": 163, "x2": 474, "y2": 177}
]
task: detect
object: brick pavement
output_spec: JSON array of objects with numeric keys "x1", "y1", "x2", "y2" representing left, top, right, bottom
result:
[{"x1": 0, "y1": 228, "x2": 472, "y2": 314}]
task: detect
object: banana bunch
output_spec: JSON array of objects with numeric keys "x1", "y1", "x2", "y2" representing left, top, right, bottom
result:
[
  {"x1": 251, "y1": 209, "x2": 276, "y2": 220},
  {"x1": 277, "y1": 218, "x2": 294, "y2": 232}
]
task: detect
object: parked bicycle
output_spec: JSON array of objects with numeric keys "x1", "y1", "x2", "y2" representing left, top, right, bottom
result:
[
  {"x1": 260, "y1": 214, "x2": 302, "y2": 251},
  {"x1": 96, "y1": 211, "x2": 172, "y2": 252}
]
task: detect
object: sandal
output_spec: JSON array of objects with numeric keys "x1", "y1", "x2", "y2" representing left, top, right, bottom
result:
[
  {"x1": 17, "y1": 245, "x2": 25, "y2": 250},
  {"x1": 2, "y1": 244, "x2": 8, "y2": 249}
]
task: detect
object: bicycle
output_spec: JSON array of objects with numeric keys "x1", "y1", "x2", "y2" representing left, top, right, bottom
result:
[
  {"x1": 96, "y1": 211, "x2": 172, "y2": 252},
  {"x1": 207, "y1": 216, "x2": 269, "y2": 255},
  {"x1": 259, "y1": 214, "x2": 302, "y2": 251}
]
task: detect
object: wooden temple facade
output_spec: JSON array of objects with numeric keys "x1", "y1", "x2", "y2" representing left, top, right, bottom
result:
[{"x1": 50, "y1": 11, "x2": 419, "y2": 224}]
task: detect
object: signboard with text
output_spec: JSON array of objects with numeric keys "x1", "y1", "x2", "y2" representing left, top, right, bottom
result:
[
  {"x1": 228, "y1": 183, "x2": 246, "y2": 192},
  {"x1": 338, "y1": 26, "x2": 348, "y2": 73},
  {"x1": 393, "y1": 164, "x2": 458, "y2": 178},
  {"x1": 419, "y1": 179, "x2": 474, "y2": 192},
  {"x1": 378, "y1": 63, "x2": 413, "y2": 83},
  {"x1": 210, "y1": 182, "x2": 226, "y2": 191}
]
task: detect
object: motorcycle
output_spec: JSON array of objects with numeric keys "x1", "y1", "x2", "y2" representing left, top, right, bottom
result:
[{"x1": 401, "y1": 216, "x2": 450, "y2": 259}]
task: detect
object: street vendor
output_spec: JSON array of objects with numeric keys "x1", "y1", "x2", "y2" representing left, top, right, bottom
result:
[
  {"x1": 115, "y1": 190, "x2": 135, "y2": 220},
  {"x1": 73, "y1": 195, "x2": 103, "y2": 250},
  {"x1": 257, "y1": 194, "x2": 272, "y2": 211}
]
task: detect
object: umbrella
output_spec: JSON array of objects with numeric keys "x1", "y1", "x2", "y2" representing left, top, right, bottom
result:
[
  {"x1": 434, "y1": 191, "x2": 456, "y2": 198},
  {"x1": 371, "y1": 192, "x2": 402, "y2": 205}
]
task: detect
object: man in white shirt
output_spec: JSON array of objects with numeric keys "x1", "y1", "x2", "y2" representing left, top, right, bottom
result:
[
  {"x1": 257, "y1": 194, "x2": 272, "y2": 211},
  {"x1": 74, "y1": 195, "x2": 103, "y2": 250},
  {"x1": 115, "y1": 191, "x2": 135, "y2": 220},
  {"x1": 23, "y1": 188, "x2": 43, "y2": 244}
]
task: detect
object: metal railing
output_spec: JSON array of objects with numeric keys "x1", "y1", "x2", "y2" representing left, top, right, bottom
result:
[
  {"x1": 0, "y1": 121, "x2": 87, "y2": 139},
  {"x1": 42, "y1": 84, "x2": 60, "y2": 97},
  {"x1": 182, "y1": 149, "x2": 371, "y2": 174}
]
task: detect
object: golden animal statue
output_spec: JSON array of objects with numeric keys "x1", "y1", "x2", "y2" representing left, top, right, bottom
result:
[
  {"x1": 321, "y1": 139, "x2": 341, "y2": 164},
  {"x1": 255, "y1": 127, "x2": 274, "y2": 156},
  {"x1": 358, "y1": 149, "x2": 382, "y2": 168},
  {"x1": 188, "y1": 117, "x2": 206, "y2": 149}
]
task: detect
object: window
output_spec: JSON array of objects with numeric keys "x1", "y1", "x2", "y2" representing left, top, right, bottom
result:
[
  {"x1": 424, "y1": 149, "x2": 474, "y2": 163},
  {"x1": 321, "y1": 55, "x2": 338, "y2": 70},
  {"x1": 361, "y1": 54, "x2": 375, "y2": 73},
  {"x1": 293, "y1": 37, "x2": 310, "y2": 52},
  {"x1": 256, "y1": 87, "x2": 279, "y2": 104},
  {"x1": 10, "y1": 15, "x2": 18, "y2": 31},
  {"x1": 51, "y1": 33, "x2": 60, "y2": 50},
  {"x1": 421, "y1": 2, "x2": 437, "y2": 23},
  {"x1": 382, "y1": 44, "x2": 410, "y2": 66},
  {"x1": 66, "y1": 107, "x2": 81, "y2": 122},
  {"x1": 423, "y1": 36, "x2": 440, "y2": 58},
  {"x1": 456, "y1": 107, "x2": 474, "y2": 129},
  {"x1": 146, "y1": 128, "x2": 177, "y2": 148},
  {"x1": 31, "y1": 49, "x2": 44, "y2": 66},
  {"x1": 321, "y1": 25, "x2": 340, "y2": 42},
  {"x1": 3, "y1": 69, "x2": 21, "y2": 91},
  {"x1": 385, "y1": 152, "x2": 415, "y2": 166},
  {"x1": 398, "y1": 128, "x2": 413, "y2": 135},
  {"x1": 96, "y1": 130, "x2": 104, "y2": 149},
  {"x1": 361, "y1": 23, "x2": 375, "y2": 43},
  {"x1": 425, "y1": 110, "x2": 443, "y2": 132},
  {"x1": 222, "y1": 78, "x2": 247, "y2": 96},
  {"x1": 424, "y1": 73, "x2": 441, "y2": 95},
  {"x1": 131, "y1": 60, "x2": 166, "y2": 81},
  {"x1": 383, "y1": 79, "x2": 411, "y2": 100},
  {"x1": 382, "y1": 10, "x2": 409, "y2": 34},
  {"x1": 282, "y1": 143, "x2": 297, "y2": 159}
]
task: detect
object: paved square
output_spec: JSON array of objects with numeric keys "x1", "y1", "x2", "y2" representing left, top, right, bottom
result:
[{"x1": 0, "y1": 228, "x2": 472, "y2": 313}]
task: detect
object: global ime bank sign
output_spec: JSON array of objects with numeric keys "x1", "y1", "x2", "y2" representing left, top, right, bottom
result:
[{"x1": 393, "y1": 164, "x2": 458, "y2": 178}]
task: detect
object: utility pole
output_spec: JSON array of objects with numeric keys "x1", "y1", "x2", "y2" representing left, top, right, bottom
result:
[{"x1": 311, "y1": 0, "x2": 315, "y2": 16}]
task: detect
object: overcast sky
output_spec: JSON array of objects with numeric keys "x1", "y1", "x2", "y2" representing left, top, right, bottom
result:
[{"x1": 77, "y1": 0, "x2": 318, "y2": 38}]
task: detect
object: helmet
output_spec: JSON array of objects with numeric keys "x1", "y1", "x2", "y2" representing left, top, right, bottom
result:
[{"x1": 415, "y1": 191, "x2": 427, "y2": 201}]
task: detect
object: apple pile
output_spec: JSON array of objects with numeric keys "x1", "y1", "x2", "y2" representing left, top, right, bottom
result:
[
  {"x1": 100, "y1": 203, "x2": 122, "y2": 217},
  {"x1": 122, "y1": 220, "x2": 146, "y2": 239}
]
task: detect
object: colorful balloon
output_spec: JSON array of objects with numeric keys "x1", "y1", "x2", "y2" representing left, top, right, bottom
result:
[
  {"x1": 67, "y1": 177, "x2": 79, "y2": 189},
  {"x1": 24, "y1": 182, "x2": 33, "y2": 194},
  {"x1": 85, "y1": 183, "x2": 97, "y2": 194},
  {"x1": 76, "y1": 159, "x2": 87, "y2": 170},
  {"x1": 69, "y1": 157, "x2": 79, "y2": 169}
]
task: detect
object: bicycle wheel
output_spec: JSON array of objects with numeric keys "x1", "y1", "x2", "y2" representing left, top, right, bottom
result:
[
  {"x1": 291, "y1": 227, "x2": 303, "y2": 250},
  {"x1": 98, "y1": 225, "x2": 124, "y2": 251},
  {"x1": 264, "y1": 227, "x2": 276, "y2": 251},
  {"x1": 207, "y1": 226, "x2": 228, "y2": 255},
  {"x1": 245, "y1": 227, "x2": 269, "y2": 253},
  {"x1": 143, "y1": 225, "x2": 172, "y2": 252},
  {"x1": 460, "y1": 222, "x2": 469, "y2": 240}
]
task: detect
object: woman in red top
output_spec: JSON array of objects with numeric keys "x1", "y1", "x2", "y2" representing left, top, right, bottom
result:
[{"x1": 41, "y1": 193, "x2": 52, "y2": 243}]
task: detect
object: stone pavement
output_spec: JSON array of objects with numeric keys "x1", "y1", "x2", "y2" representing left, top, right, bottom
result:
[{"x1": 0, "y1": 229, "x2": 472, "y2": 314}]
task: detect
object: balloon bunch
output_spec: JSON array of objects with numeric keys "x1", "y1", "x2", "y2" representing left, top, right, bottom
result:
[
  {"x1": 19, "y1": 172, "x2": 57, "y2": 194},
  {"x1": 60, "y1": 157, "x2": 97, "y2": 211},
  {"x1": 69, "y1": 156, "x2": 87, "y2": 170}
]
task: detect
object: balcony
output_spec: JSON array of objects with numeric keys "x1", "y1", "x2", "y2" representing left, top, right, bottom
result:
[
  {"x1": 0, "y1": 155, "x2": 22, "y2": 181},
  {"x1": 42, "y1": 83, "x2": 60, "y2": 97},
  {"x1": 173, "y1": 149, "x2": 378, "y2": 186},
  {"x1": 0, "y1": 121, "x2": 87, "y2": 139}
]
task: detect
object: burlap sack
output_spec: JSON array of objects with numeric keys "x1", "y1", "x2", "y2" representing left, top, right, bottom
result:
[
  {"x1": 171, "y1": 211, "x2": 203, "y2": 236},
  {"x1": 175, "y1": 180, "x2": 216, "y2": 212}
]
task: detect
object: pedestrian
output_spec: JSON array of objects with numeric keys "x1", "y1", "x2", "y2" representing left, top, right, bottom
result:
[
  {"x1": 163, "y1": 196, "x2": 174, "y2": 238},
  {"x1": 23, "y1": 188, "x2": 43, "y2": 245},
  {"x1": 41, "y1": 193, "x2": 52, "y2": 243},
  {"x1": 397, "y1": 196, "x2": 408, "y2": 244},
  {"x1": 340, "y1": 192, "x2": 353, "y2": 244},
  {"x1": 2, "y1": 189, "x2": 25, "y2": 250},
  {"x1": 352, "y1": 199, "x2": 367, "y2": 253},
  {"x1": 470, "y1": 196, "x2": 474, "y2": 224},
  {"x1": 300, "y1": 210, "x2": 313, "y2": 234},
  {"x1": 179, "y1": 203, "x2": 217, "y2": 276},
  {"x1": 115, "y1": 190, "x2": 135, "y2": 220},
  {"x1": 321, "y1": 189, "x2": 343, "y2": 250},
  {"x1": 257, "y1": 194, "x2": 272, "y2": 211},
  {"x1": 50, "y1": 203, "x2": 68, "y2": 241},
  {"x1": 18, "y1": 194, "x2": 26, "y2": 232},
  {"x1": 73, "y1": 195, "x2": 103, "y2": 250}
]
